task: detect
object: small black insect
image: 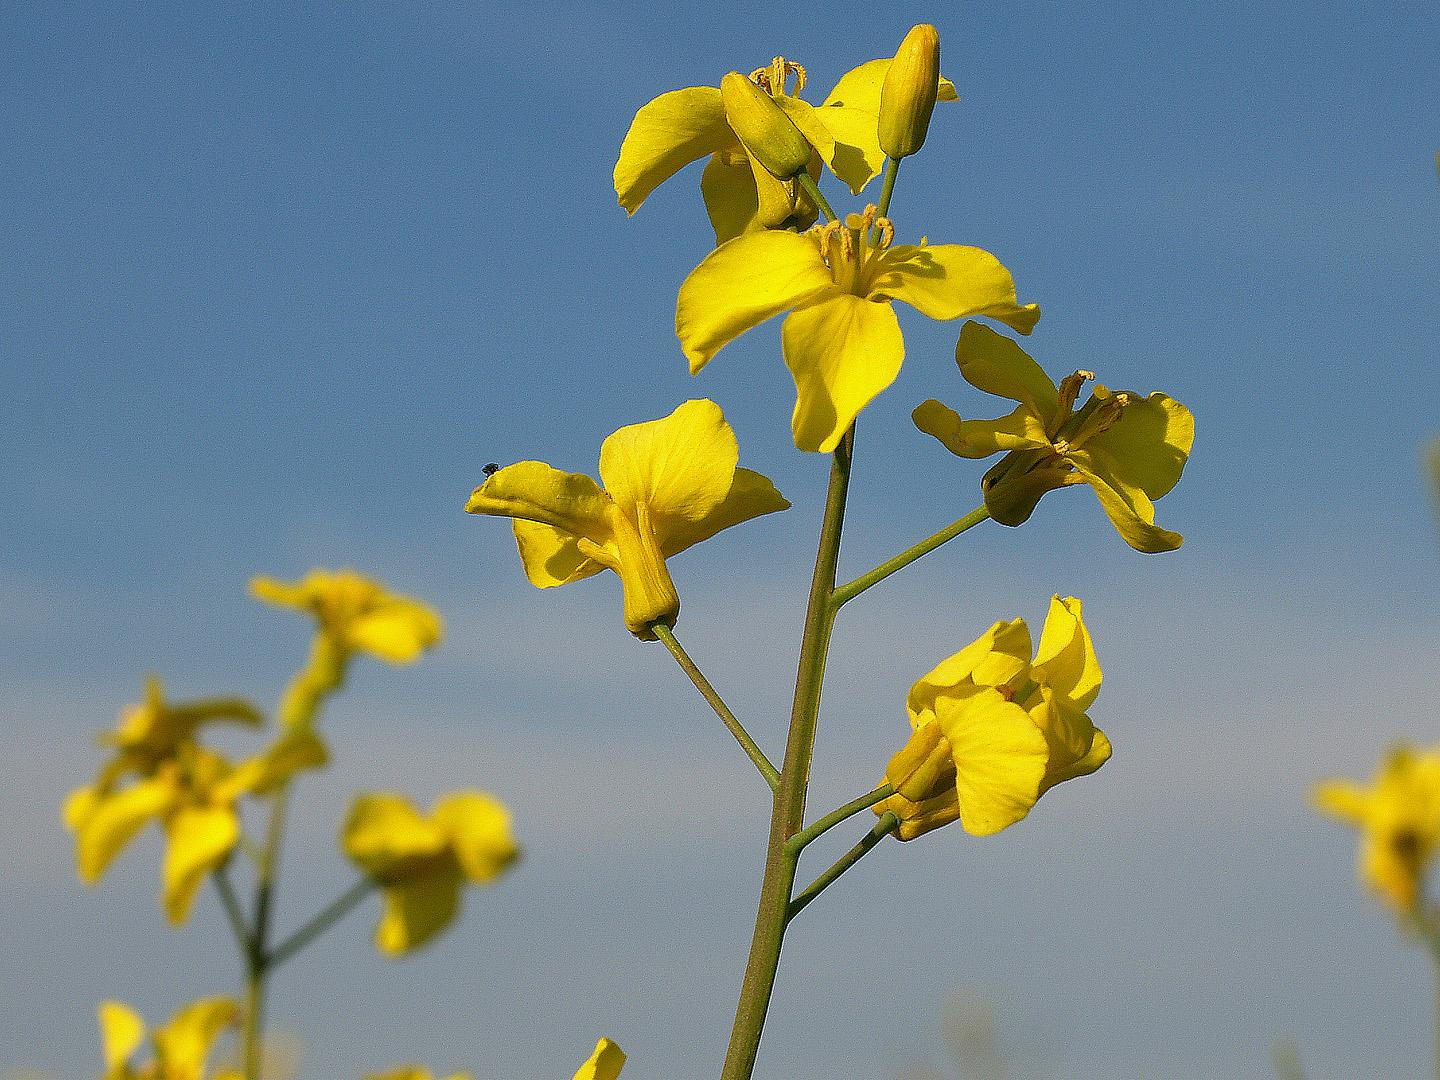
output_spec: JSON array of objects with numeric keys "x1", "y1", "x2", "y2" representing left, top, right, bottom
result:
[{"x1": 482, "y1": 462, "x2": 501, "y2": 478}]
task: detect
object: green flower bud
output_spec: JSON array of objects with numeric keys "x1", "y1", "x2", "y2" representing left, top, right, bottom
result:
[
  {"x1": 878, "y1": 24, "x2": 941, "y2": 160},
  {"x1": 719, "y1": 71, "x2": 812, "y2": 181}
]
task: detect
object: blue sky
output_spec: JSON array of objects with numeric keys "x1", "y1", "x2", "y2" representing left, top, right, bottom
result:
[{"x1": 2, "y1": 1, "x2": 1438, "y2": 1077}]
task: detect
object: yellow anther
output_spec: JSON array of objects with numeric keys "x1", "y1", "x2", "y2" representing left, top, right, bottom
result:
[
  {"x1": 749, "y1": 57, "x2": 807, "y2": 95},
  {"x1": 874, "y1": 217, "x2": 895, "y2": 248},
  {"x1": 813, "y1": 220, "x2": 846, "y2": 261}
]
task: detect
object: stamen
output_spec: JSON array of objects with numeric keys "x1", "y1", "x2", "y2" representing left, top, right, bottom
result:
[
  {"x1": 748, "y1": 57, "x2": 807, "y2": 95},
  {"x1": 812, "y1": 220, "x2": 843, "y2": 261},
  {"x1": 873, "y1": 217, "x2": 894, "y2": 249},
  {"x1": 1055, "y1": 370, "x2": 1094, "y2": 417}
]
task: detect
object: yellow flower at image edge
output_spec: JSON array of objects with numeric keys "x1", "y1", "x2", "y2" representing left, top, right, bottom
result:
[
  {"x1": 877, "y1": 597, "x2": 1111, "y2": 840},
  {"x1": 99, "y1": 997, "x2": 239, "y2": 1080},
  {"x1": 465, "y1": 399, "x2": 788, "y2": 639},
  {"x1": 343, "y1": 790, "x2": 520, "y2": 955},
  {"x1": 362, "y1": 1038, "x2": 623, "y2": 1080},
  {"x1": 1315, "y1": 747, "x2": 1440, "y2": 913},
  {"x1": 250, "y1": 568, "x2": 443, "y2": 665},
  {"x1": 676, "y1": 213, "x2": 1038, "y2": 453},
  {"x1": 914, "y1": 322, "x2": 1194, "y2": 552},
  {"x1": 63, "y1": 677, "x2": 326, "y2": 923},
  {"x1": 615, "y1": 53, "x2": 957, "y2": 244}
]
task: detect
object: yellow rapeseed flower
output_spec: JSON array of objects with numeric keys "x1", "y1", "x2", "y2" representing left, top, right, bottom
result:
[
  {"x1": 615, "y1": 55, "x2": 956, "y2": 244},
  {"x1": 676, "y1": 208, "x2": 1038, "y2": 453},
  {"x1": 63, "y1": 678, "x2": 325, "y2": 923},
  {"x1": 1315, "y1": 746, "x2": 1440, "y2": 913},
  {"x1": 251, "y1": 569, "x2": 443, "y2": 729},
  {"x1": 465, "y1": 399, "x2": 788, "y2": 640},
  {"x1": 362, "y1": 1070, "x2": 470, "y2": 1080},
  {"x1": 877, "y1": 597, "x2": 1111, "y2": 839},
  {"x1": 914, "y1": 322, "x2": 1194, "y2": 552},
  {"x1": 342, "y1": 790, "x2": 520, "y2": 955},
  {"x1": 99, "y1": 997, "x2": 239, "y2": 1080},
  {"x1": 573, "y1": 1038, "x2": 626, "y2": 1080}
]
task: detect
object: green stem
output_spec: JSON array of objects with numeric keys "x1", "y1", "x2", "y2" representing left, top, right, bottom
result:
[
  {"x1": 785, "y1": 784, "x2": 894, "y2": 855},
  {"x1": 831, "y1": 505, "x2": 990, "y2": 609},
  {"x1": 242, "y1": 785, "x2": 291, "y2": 1080},
  {"x1": 212, "y1": 866, "x2": 253, "y2": 954},
  {"x1": 871, "y1": 156, "x2": 901, "y2": 238},
  {"x1": 787, "y1": 813, "x2": 898, "y2": 920},
  {"x1": 795, "y1": 172, "x2": 838, "y2": 224},
  {"x1": 721, "y1": 428, "x2": 854, "y2": 1080},
  {"x1": 652, "y1": 623, "x2": 779, "y2": 791},
  {"x1": 267, "y1": 877, "x2": 377, "y2": 971}
]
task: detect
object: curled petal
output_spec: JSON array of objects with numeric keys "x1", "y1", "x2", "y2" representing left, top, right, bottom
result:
[
  {"x1": 73, "y1": 778, "x2": 172, "y2": 883},
  {"x1": 782, "y1": 293, "x2": 905, "y2": 453},
  {"x1": 1033, "y1": 596, "x2": 1102, "y2": 710},
  {"x1": 953, "y1": 322, "x2": 1060, "y2": 423},
  {"x1": 1069, "y1": 456, "x2": 1184, "y2": 553},
  {"x1": 163, "y1": 805, "x2": 241, "y2": 924},
  {"x1": 913, "y1": 399, "x2": 1051, "y2": 458},
  {"x1": 675, "y1": 231, "x2": 834, "y2": 373},
  {"x1": 614, "y1": 87, "x2": 732, "y2": 214},
  {"x1": 465, "y1": 461, "x2": 611, "y2": 542},
  {"x1": 874, "y1": 246, "x2": 1039, "y2": 334}
]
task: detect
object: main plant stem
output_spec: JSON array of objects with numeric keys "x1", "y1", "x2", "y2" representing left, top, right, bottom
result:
[
  {"x1": 721, "y1": 428, "x2": 854, "y2": 1080},
  {"x1": 242, "y1": 784, "x2": 291, "y2": 1080}
]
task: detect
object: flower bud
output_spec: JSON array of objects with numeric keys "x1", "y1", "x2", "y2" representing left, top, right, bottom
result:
[
  {"x1": 878, "y1": 24, "x2": 941, "y2": 160},
  {"x1": 720, "y1": 72, "x2": 812, "y2": 181}
]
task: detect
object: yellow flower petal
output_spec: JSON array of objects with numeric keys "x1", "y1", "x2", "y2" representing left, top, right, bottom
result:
[
  {"x1": 912, "y1": 399, "x2": 1051, "y2": 458},
  {"x1": 659, "y1": 467, "x2": 790, "y2": 557},
  {"x1": 1032, "y1": 596, "x2": 1102, "y2": 710},
  {"x1": 700, "y1": 151, "x2": 760, "y2": 244},
  {"x1": 953, "y1": 321, "x2": 1060, "y2": 423},
  {"x1": 815, "y1": 59, "x2": 957, "y2": 193},
  {"x1": 222, "y1": 730, "x2": 329, "y2": 800},
  {"x1": 163, "y1": 805, "x2": 241, "y2": 924},
  {"x1": 343, "y1": 793, "x2": 449, "y2": 878},
  {"x1": 1083, "y1": 389, "x2": 1194, "y2": 500},
  {"x1": 99, "y1": 1001, "x2": 145, "y2": 1072},
  {"x1": 465, "y1": 461, "x2": 611, "y2": 542},
  {"x1": 873, "y1": 245, "x2": 1039, "y2": 334},
  {"x1": 511, "y1": 520, "x2": 607, "y2": 589},
  {"x1": 936, "y1": 689, "x2": 1049, "y2": 836},
  {"x1": 573, "y1": 1038, "x2": 626, "y2": 1080},
  {"x1": 347, "y1": 600, "x2": 444, "y2": 664},
  {"x1": 614, "y1": 87, "x2": 732, "y2": 214},
  {"x1": 1026, "y1": 687, "x2": 1106, "y2": 791},
  {"x1": 598, "y1": 399, "x2": 738, "y2": 536},
  {"x1": 781, "y1": 292, "x2": 904, "y2": 453},
  {"x1": 1069, "y1": 456, "x2": 1184, "y2": 553},
  {"x1": 375, "y1": 867, "x2": 463, "y2": 955},
  {"x1": 432, "y1": 791, "x2": 520, "y2": 884},
  {"x1": 73, "y1": 778, "x2": 172, "y2": 883},
  {"x1": 774, "y1": 95, "x2": 836, "y2": 166},
  {"x1": 906, "y1": 619, "x2": 1031, "y2": 728},
  {"x1": 1313, "y1": 779, "x2": 1371, "y2": 824},
  {"x1": 675, "y1": 230, "x2": 834, "y2": 374},
  {"x1": 153, "y1": 997, "x2": 239, "y2": 1080}
]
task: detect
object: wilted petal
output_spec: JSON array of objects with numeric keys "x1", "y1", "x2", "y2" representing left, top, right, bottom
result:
[
  {"x1": 1069, "y1": 455, "x2": 1183, "y2": 553},
  {"x1": 912, "y1": 398, "x2": 1050, "y2": 458}
]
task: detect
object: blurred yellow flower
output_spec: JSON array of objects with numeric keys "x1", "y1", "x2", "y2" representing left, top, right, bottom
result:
[
  {"x1": 877, "y1": 597, "x2": 1111, "y2": 839},
  {"x1": 615, "y1": 54, "x2": 956, "y2": 244},
  {"x1": 914, "y1": 322, "x2": 1194, "y2": 552},
  {"x1": 99, "y1": 997, "x2": 239, "y2": 1080},
  {"x1": 1315, "y1": 746, "x2": 1440, "y2": 913},
  {"x1": 362, "y1": 1070, "x2": 470, "y2": 1080},
  {"x1": 342, "y1": 791, "x2": 520, "y2": 955},
  {"x1": 250, "y1": 569, "x2": 443, "y2": 729},
  {"x1": 465, "y1": 399, "x2": 788, "y2": 640},
  {"x1": 676, "y1": 209, "x2": 1038, "y2": 453},
  {"x1": 573, "y1": 1038, "x2": 626, "y2": 1080},
  {"x1": 63, "y1": 677, "x2": 325, "y2": 923}
]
